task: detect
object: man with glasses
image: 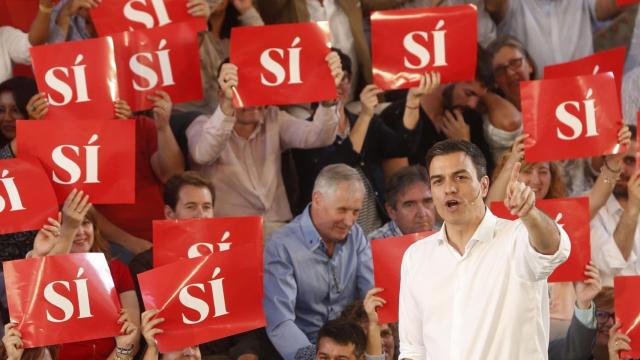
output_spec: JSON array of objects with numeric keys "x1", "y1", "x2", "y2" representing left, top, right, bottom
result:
[
  {"x1": 590, "y1": 125, "x2": 640, "y2": 287},
  {"x1": 263, "y1": 164, "x2": 374, "y2": 360}
]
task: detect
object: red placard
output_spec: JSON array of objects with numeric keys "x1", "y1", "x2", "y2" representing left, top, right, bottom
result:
[
  {"x1": 490, "y1": 198, "x2": 590, "y2": 282},
  {"x1": 30, "y1": 37, "x2": 118, "y2": 121},
  {"x1": 544, "y1": 47, "x2": 626, "y2": 106},
  {"x1": 0, "y1": 156, "x2": 58, "y2": 235},
  {"x1": 3, "y1": 253, "x2": 121, "y2": 348},
  {"x1": 153, "y1": 216, "x2": 263, "y2": 267},
  {"x1": 616, "y1": 0, "x2": 639, "y2": 5},
  {"x1": 614, "y1": 276, "x2": 640, "y2": 358},
  {"x1": 0, "y1": 0, "x2": 39, "y2": 32},
  {"x1": 230, "y1": 22, "x2": 335, "y2": 107},
  {"x1": 521, "y1": 73, "x2": 622, "y2": 162},
  {"x1": 372, "y1": 231, "x2": 435, "y2": 324},
  {"x1": 16, "y1": 119, "x2": 136, "y2": 204},
  {"x1": 112, "y1": 20, "x2": 204, "y2": 112},
  {"x1": 90, "y1": 0, "x2": 206, "y2": 36},
  {"x1": 138, "y1": 250, "x2": 265, "y2": 353},
  {"x1": 371, "y1": 5, "x2": 477, "y2": 90}
]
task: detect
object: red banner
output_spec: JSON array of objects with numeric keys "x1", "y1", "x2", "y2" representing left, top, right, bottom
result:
[
  {"x1": 616, "y1": 0, "x2": 639, "y2": 5},
  {"x1": 30, "y1": 37, "x2": 118, "y2": 121},
  {"x1": 614, "y1": 276, "x2": 640, "y2": 358},
  {"x1": 0, "y1": 156, "x2": 58, "y2": 235},
  {"x1": 90, "y1": 0, "x2": 206, "y2": 36},
  {"x1": 138, "y1": 250, "x2": 265, "y2": 353},
  {"x1": 521, "y1": 73, "x2": 622, "y2": 162},
  {"x1": 370, "y1": 5, "x2": 477, "y2": 90},
  {"x1": 372, "y1": 231, "x2": 435, "y2": 324},
  {"x1": 16, "y1": 119, "x2": 136, "y2": 204},
  {"x1": 544, "y1": 47, "x2": 626, "y2": 107},
  {"x1": 153, "y1": 216, "x2": 263, "y2": 267},
  {"x1": 3, "y1": 253, "x2": 121, "y2": 348},
  {"x1": 0, "y1": 0, "x2": 39, "y2": 32},
  {"x1": 230, "y1": 22, "x2": 335, "y2": 107},
  {"x1": 490, "y1": 198, "x2": 590, "y2": 282},
  {"x1": 112, "y1": 20, "x2": 204, "y2": 112}
]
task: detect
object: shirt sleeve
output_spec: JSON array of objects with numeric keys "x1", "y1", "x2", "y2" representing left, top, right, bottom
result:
[
  {"x1": 589, "y1": 217, "x2": 638, "y2": 279},
  {"x1": 514, "y1": 221, "x2": 571, "y2": 282},
  {"x1": 398, "y1": 245, "x2": 426, "y2": 359},
  {"x1": 186, "y1": 106, "x2": 236, "y2": 165},
  {"x1": 263, "y1": 238, "x2": 312, "y2": 359},
  {"x1": 0, "y1": 26, "x2": 31, "y2": 65},
  {"x1": 355, "y1": 228, "x2": 374, "y2": 298},
  {"x1": 574, "y1": 303, "x2": 596, "y2": 329},
  {"x1": 279, "y1": 105, "x2": 338, "y2": 151}
]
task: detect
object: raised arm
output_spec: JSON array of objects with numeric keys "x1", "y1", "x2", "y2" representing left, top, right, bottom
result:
[
  {"x1": 28, "y1": 0, "x2": 55, "y2": 45},
  {"x1": 147, "y1": 91, "x2": 185, "y2": 183},
  {"x1": 486, "y1": 133, "x2": 527, "y2": 204}
]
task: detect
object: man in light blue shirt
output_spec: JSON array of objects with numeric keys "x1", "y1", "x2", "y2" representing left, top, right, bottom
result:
[{"x1": 263, "y1": 164, "x2": 374, "y2": 360}]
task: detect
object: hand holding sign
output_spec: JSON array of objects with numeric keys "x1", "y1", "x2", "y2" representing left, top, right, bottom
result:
[
  {"x1": 505, "y1": 162, "x2": 535, "y2": 217},
  {"x1": 608, "y1": 322, "x2": 632, "y2": 358},
  {"x1": 573, "y1": 262, "x2": 602, "y2": 309},
  {"x1": 115, "y1": 308, "x2": 139, "y2": 351},
  {"x1": 114, "y1": 100, "x2": 133, "y2": 119},
  {"x1": 141, "y1": 309, "x2": 164, "y2": 353},
  {"x1": 325, "y1": 51, "x2": 344, "y2": 88},
  {"x1": 627, "y1": 171, "x2": 640, "y2": 209},
  {"x1": 32, "y1": 214, "x2": 62, "y2": 257},
  {"x1": 218, "y1": 63, "x2": 238, "y2": 114},
  {"x1": 407, "y1": 71, "x2": 441, "y2": 104},
  {"x1": 26, "y1": 92, "x2": 48, "y2": 120},
  {"x1": 187, "y1": 0, "x2": 210, "y2": 18},
  {"x1": 604, "y1": 125, "x2": 632, "y2": 170},
  {"x1": 148, "y1": 90, "x2": 173, "y2": 130},
  {"x1": 2, "y1": 323, "x2": 24, "y2": 359},
  {"x1": 359, "y1": 85, "x2": 383, "y2": 118}
]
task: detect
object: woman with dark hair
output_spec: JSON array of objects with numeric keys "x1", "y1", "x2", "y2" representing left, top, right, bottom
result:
[{"x1": 0, "y1": 77, "x2": 37, "y2": 148}]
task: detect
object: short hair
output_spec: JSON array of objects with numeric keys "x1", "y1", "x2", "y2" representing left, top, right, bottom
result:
[
  {"x1": 425, "y1": 140, "x2": 487, "y2": 180},
  {"x1": 313, "y1": 164, "x2": 365, "y2": 197},
  {"x1": 475, "y1": 45, "x2": 494, "y2": 87},
  {"x1": 594, "y1": 287, "x2": 614, "y2": 311},
  {"x1": 385, "y1": 166, "x2": 430, "y2": 210},
  {"x1": 316, "y1": 319, "x2": 366, "y2": 358},
  {"x1": 0, "y1": 77, "x2": 38, "y2": 119},
  {"x1": 486, "y1": 35, "x2": 538, "y2": 80},
  {"x1": 163, "y1": 171, "x2": 215, "y2": 210}
]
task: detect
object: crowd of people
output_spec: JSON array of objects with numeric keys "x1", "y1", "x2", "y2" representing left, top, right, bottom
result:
[{"x1": 1, "y1": 0, "x2": 640, "y2": 359}]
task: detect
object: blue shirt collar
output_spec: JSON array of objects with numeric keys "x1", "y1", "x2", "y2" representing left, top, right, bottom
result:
[{"x1": 300, "y1": 205, "x2": 323, "y2": 252}]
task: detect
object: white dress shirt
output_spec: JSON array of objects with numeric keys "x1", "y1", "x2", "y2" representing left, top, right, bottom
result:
[
  {"x1": 399, "y1": 208, "x2": 570, "y2": 360},
  {"x1": 590, "y1": 194, "x2": 640, "y2": 287},
  {"x1": 0, "y1": 26, "x2": 31, "y2": 83}
]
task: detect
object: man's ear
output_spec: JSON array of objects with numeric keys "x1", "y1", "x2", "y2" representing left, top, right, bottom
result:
[
  {"x1": 481, "y1": 175, "x2": 490, "y2": 198},
  {"x1": 164, "y1": 205, "x2": 176, "y2": 219}
]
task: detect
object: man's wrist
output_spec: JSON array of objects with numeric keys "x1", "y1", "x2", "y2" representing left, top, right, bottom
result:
[{"x1": 576, "y1": 299, "x2": 592, "y2": 310}]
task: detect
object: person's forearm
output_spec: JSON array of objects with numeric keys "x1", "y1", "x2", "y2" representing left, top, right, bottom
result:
[
  {"x1": 588, "y1": 166, "x2": 619, "y2": 220},
  {"x1": 595, "y1": 0, "x2": 622, "y2": 21},
  {"x1": 613, "y1": 205, "x2": 639, "y2": 260},
  {"x1": 482, "y1": 92, "x2": 521, "y2": 132},
  {"x1": 402, "y1": 97, "x2": 421, "y2": 131},
  {"x1": 349, "y1": 113, "x2": 373, "y2": 154},
  {"x1": 142, "y1": 347, "x2": 159, "y2": 360},
  {"x1": 153, "y1": 126, "x2": 185, "y2": 183},
  {"x1": 521, "y1": 207, "x2": 561, "y2": 255},
  {"x1": 485, "y1": 159, "x2": 516, "y2": 205},
  {"x1": 367, "y1": 323, "x2": 383, "y2": 355},
  {"x1": 28, "y1": 6, "x2": 52, "y2": 45}
]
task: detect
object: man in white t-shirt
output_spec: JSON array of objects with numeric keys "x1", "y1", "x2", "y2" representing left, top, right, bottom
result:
[{"x1": 399, "y1": 139, "x2": 570, "y2": 359}]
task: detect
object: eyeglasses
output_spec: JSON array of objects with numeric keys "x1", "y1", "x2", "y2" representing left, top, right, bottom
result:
[
  {"x1": 596, "y1": 310, "x2": 615, "y2": 324},
  {"x1": 493, "y1": 57, "x2": 524, "y2": 77}
]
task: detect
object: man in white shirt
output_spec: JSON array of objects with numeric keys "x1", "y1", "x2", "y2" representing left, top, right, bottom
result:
[
  {"x1": 399, "y1": 139, "x2": 570, "y2": 359},
  {"x1": 590, "y1": 128, "x2": 640, "y2": 287}
]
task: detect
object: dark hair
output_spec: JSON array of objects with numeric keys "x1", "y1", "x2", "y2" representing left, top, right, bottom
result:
[
  {"x1": 385, "y1": 166, "x2": 430, "y2": 210},
  {"x1": 0, "y1": 77, "x2": 37, "y2": 119},
  {"x1": 425, "y1": 140, "x2": 487, "y2": 180},
  {"x1": 316, "y1": 320, "x2": 366, "y2": 358},
  {"x1": 486, "y1": 35, "x2": 538, "y2": 81},
  {"x1": 163, "y1": 171, "x2": 215, "y2": 210},
  {"x1": 331, "y1": 47, "x2": 352, "y2": 77},
  {"x1": 628, "y1": 124, "x2": 637, "y2": 140},
  {"x1": 0, "y1": 345, "x2": 59, "y2": 360},
  {"x1": 475, "y1": 45, "x2": 494, "y2": 87}
]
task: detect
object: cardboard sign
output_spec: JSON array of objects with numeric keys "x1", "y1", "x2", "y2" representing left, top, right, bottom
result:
[
  {"x1": 544, "y1": 47, "x2": 626, "y2": 106},
  {"x1": 521, "y1": 73, "x2": 622, "y2": 162},
  {"x1": 30, "y1": 37, "x2": 118, "y2": 120},
  {"x1": 372, "y1": 231, "x2": 435, "y2": 324},
  {"x1": 490, "y1": 198, "x2": 590, "y2": 282},
  {"x1": 3, "y1": 253, "x2": 121, "y2": 348},
  {"x1": 230, "y1": 22, "x2": 335, "y2": 107},
  {"x1": 614, "y1": 276, "x2": 640, "y2": 358},
  {"x1": 371, "y1": 5, "x2": 477, "y2": 90},
  {"x1": 138, "y1": 250, "x2": 265, "y2": 353},
  {"x1": 152, "y1": 216, "x2": 263, "y2": 267},
  {"x1": 0, "y1": 156, "x2": 58, "y2": 235},
  {"x1": 112, "y1": 20, "x2": 204, "y2": 112},
  {"x1": 90, "y1": 0, "x2": 206, "y2": 36},
  {"x1": 16, "y1": 119, "x2": 136, "y2": 204}
]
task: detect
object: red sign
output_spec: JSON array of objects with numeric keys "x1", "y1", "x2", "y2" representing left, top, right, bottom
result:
[
  {"x1": 112, "y1": 20, "x2": 204, "y2": 112},
  {"x1": 616, "y1": 0, "x2": 639, "y2": 5},
  {"x1": 153, "y1": 216, "x2": 263, "y2": 267},
  {"x1": 490, "y1": 198, "x2": 590, "y2": 282},
  {"x1": 30, "y1": 37, "x2": 118, "y2": 121},
  {"x1": 544, "y1": 47, "x2": 626, "y2": 106},
  {"x1": 16, "y1": 119, "x2": 136, "y2": 204},
  {"x1": 370, "y1": 5, "x2": 477, "y2": 90},
  {"x1": 230, "y1": 22, "x2": 335, "y2": 107},
  {"x1": 90, "y1": 0, "x2": 206, "y2": 36},
  {"x1": 371, "y1": 231, "x2": 435, "y2": 324},
  {"x1": 614, "y1": 276, "x2": 640, "y2": 358},
  {"x1": 521, "y1": 73, "x2": 622, "y2": 162},
  {"x1": 0, "y1": 156, "x2": 58, "y2": 235},
  {"x1": 3, "y1": 253, "x2": 121, "y2": 348},
  {"x1": 138, "y1": 251, "x2": 265, "y2": 353},
  {"x1": 0, "y1": 0, "x2": 39, "y2": 31}
]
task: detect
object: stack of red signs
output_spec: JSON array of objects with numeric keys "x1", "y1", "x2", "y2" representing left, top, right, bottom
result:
[
  {"x1": 3, "y1": 253, "x2": 122, "y2": 347},
  {"x1": 614, "y1": 276, "x2": 640, "y2": 358},
  {"x1": 370, "y1": 5, "x2": 477, "y2": 90},
  {"x1": 490, "y1": 197, "x2": 591, "y2": 283},
  {"x1": 371, "y1": 231, "x2": 435, "y2": 324},
  {"x1": 141, "y1": 216, "x2": 265, "y2": 352}
]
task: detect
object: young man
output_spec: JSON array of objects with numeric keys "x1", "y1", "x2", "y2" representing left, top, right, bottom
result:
[
  {"x1": 399, "y1": 139, "x2": 570, "y2": 359},
  {"x1": 315, "y1": 320, "x2": 367, "y2": 360}
]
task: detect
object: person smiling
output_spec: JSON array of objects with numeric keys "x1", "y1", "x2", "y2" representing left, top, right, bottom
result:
[{"x1": 398, "y1": 139, "x2": 570, "y2": 359}]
